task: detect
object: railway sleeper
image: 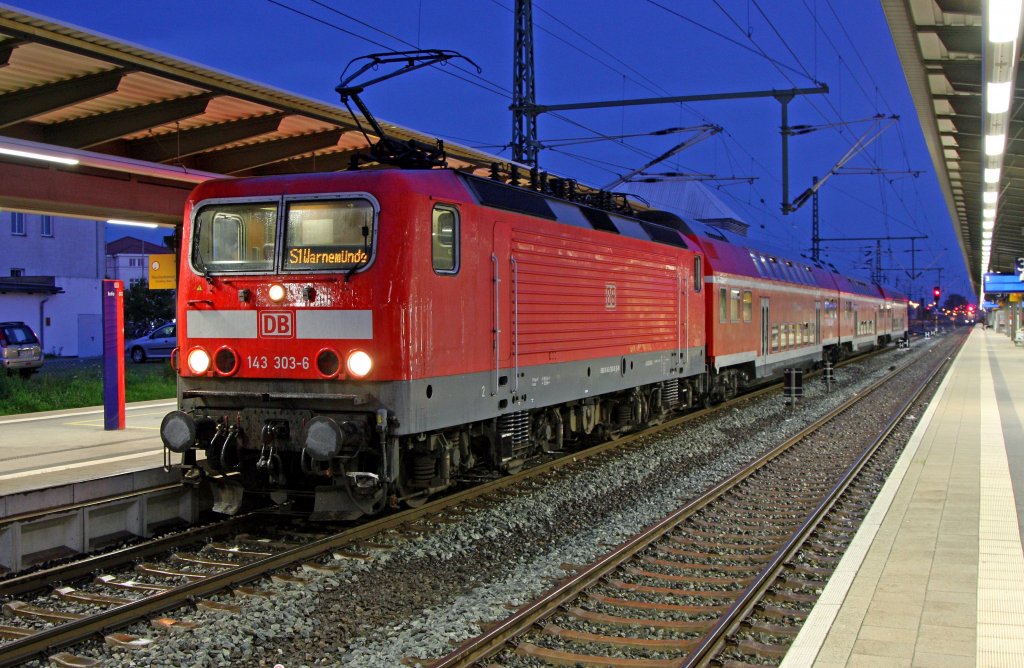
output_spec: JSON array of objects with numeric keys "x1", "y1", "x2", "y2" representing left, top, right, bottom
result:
[
  {"x1": 2, "y1": 600, "x2": 83, "y2": 622},
  {"x1": 542, "y1": 623, "x2": 699, "y2": 651},
  {"x1": 656, "y1": 546, "x2": 774, "y2": 563},
  {"x1": 608, "y1": 578, "x2": 742, "y2": 600},
  {"x1": 516, "y1": 642, "x2": 680, "y2": 668},
  {"x1": 569, "y1": 605, "x2": 714, "y2": 631},
  {"x1": 588, "y1": 593, "x2": 731, "y2": 616},
  {"x1": 640, "y1": 556, "x2": 760, "y2": 574}
]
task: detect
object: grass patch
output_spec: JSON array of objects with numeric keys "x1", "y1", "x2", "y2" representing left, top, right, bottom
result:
[{"x1": 0, "y1": 360, "x2": 176, "y2": 416}]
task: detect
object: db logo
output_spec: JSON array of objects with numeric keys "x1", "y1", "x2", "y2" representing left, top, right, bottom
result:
[{"x1": 259, "y1": 311, "x2": 294, "y2": 338}]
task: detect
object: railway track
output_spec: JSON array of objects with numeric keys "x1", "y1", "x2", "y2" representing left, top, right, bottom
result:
[
  {"x1": 0, "y1": 338, "x2": 938, "y2": 666},
  {"x1": 425, "y1": 332, "x2": 964, "y2": 667}
]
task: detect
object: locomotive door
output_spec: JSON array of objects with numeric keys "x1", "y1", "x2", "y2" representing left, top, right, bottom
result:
[
  {"x1": 760, "y1": 297, "x2": 770, "y2": 366},
  {"x1": 491, "y1": 221, "x2": 514, "y2": 397}
]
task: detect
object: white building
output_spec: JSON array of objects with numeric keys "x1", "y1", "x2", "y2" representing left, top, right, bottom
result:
[{"x1": 0, "y1": 211, "x2": 106, "y2": 357}]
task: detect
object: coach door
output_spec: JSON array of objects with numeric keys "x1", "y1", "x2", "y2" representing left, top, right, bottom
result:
[{"x1": 760, "y1": 297, "x2": 770, "y2": 366}]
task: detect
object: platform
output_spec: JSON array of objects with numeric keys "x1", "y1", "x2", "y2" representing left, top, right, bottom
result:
[
  {"x1": 0, "y1": 399, "x2": 174, "y2": 499},
  {"x1": 783, "y1": 326, "x2": 1024, "y2": 667}
]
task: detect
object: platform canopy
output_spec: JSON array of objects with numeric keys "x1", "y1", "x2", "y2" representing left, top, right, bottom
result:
[
  {"x1": 881, "y1": 0, "x2": 1024, "y2": 295},
  {"x1": 0, "y1": 6, "x2": 506, "y2": 225}
]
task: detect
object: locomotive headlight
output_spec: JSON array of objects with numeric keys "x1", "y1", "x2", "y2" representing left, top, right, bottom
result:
[
  {"x1": 268, "y1": 283, "x2": 286, "y2": 302},
  {"x1": 187, "y1": 347, "x2": 211, "y2": 375},
  {"x1": 346, "y1": 350, "x2": 372, "y2": 378}
]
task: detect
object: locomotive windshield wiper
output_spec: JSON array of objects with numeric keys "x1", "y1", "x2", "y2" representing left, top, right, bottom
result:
[{"x1": 344, "y1": 224, "x2": 371, "y2": 283}]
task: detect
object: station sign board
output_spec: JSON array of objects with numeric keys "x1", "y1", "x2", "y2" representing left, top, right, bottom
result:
[
  {"x1": 982, "y1": 272, "x2": 1024, "y2": 294},
  {"x1": 148, "y1": 254, "x2": 176, "y2": 290}
]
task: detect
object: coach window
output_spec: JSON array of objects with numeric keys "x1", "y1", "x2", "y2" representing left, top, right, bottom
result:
[
  {"x1": 742, "y1": 290, "x2": 752, "y2": 322},
  {"x1": 719, "y1": 288, "x2": 728, "y2": 323},
  {"x1": 730, "y1": 289, "x2": 741, "y2": 322},
  {"x1": 432, "y1": 205, "x2": 459, "y2": 274},
  {"x1": 771, "y1": 325, "x2": 779, "y2": 352}
]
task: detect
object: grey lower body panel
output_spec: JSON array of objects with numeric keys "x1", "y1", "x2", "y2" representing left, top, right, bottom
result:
[{"x1": 384, "y1": 346, "x2": 707, "y2": 435}]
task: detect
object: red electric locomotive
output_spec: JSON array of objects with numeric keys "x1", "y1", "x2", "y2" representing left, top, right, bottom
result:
[{"x1": 160, "y1": 169, "x2": 709, "y2": 517}]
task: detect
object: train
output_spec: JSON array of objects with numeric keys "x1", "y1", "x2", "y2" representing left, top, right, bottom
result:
[{"x1": 159, "y1": 168, "x2": 907, "y2": 518}]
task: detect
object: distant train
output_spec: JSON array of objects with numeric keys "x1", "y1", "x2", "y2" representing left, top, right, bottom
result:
[{"x1": 159, "y1": 169, "x2": 907, "y2": 518}]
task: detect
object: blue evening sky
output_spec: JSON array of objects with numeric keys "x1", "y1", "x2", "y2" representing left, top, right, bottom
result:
[{"x1": 8, "y1": 0, "x2": 971, "y2": 302}]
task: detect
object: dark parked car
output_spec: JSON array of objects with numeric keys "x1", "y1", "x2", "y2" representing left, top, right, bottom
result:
[
  {"x1": 1, "y1": 321, "x2": 43, "y2": 377},
  {"x1": 125, "y1": 323, "x2": 176, "y2": 363}
]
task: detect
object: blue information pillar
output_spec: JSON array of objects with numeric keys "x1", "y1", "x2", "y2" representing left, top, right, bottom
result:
[{"x1": 101, "y1": 279, "x2": 125, "y2": 430}]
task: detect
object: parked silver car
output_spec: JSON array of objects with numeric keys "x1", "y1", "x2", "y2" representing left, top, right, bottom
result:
[
  {"x1": 125, "y1": 323, "x2": 176, "y2": 363},
  {"x1": 1, "y1": 321, "x2": 43, "y2": 377}
]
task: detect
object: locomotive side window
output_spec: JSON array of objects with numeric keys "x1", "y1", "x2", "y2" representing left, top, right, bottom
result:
[
  {"x1": 693, "y1": 256, "x2": 702, "y2": 292},
  {"x1": 284, "y1": 199, "x2": 375, "y2": 272},
  {"x1": 432, "y1": 205, "x2": 459, "y2": 274},
  {"x1": 193, "y1": 203, "x2": 277, "y2": 273}
]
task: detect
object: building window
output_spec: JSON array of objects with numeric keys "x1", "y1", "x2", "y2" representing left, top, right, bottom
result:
[
  {"x1": 129, "y1": 277, "x2": 143, "y2": 288},
  {"x1": 11, "y1": 212, "x2": 25, "y2": 236},
  {"x1": 11, "y1": 268, "x2": 25, "y2": 277},
  {"x1": 41, "y1": 215, "x2": 53, "y2": 237}
]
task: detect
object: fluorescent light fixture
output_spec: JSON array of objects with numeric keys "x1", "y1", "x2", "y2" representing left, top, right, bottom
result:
[
  {"x1": 983, "y1": 190, "x2": 998, "y2": 204},
  {"x1": 985, "y1": 167, "x2": 1001, "y2": 183},
  {"x1": 983, "y1": 219, "x2": 995, "y2": 230},
  {"x1": 990, "y1": 0, "x2": 1024, "y2": 42},
  {"x1": 983, "y1": 239, "x2": 992, "y2": 249},
  {"x1": 986, "y1": 133, "x2": 1006, "y2": 156},
  {"x1": 0, "y1": 147, "x2": 80, "y2": 166},
  {"x1": 983, "y1": 230, "x2": 993, "y2": 240},
  {"x1": 984, "y1": 208, "x2": 996, "y2": 218},
  {"x1": 107, "y1": 219, "x2": 158, "y2": 229},
  {"x1": 987, "y1": 81, "x2": 1013, "y2": 113}
]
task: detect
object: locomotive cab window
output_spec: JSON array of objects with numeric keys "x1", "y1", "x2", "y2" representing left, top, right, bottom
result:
[
  {"x1": 432, "y1": 205, "x2": 459, "y2": 274},
  {"x1": 284, "y1": 198, "x2": 375, "y2": 272},
  {"x1": 193, "y1": 202, "x2": 277, "y2": 273}
]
